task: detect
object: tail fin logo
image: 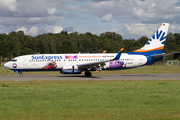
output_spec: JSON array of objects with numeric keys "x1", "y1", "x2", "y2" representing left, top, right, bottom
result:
[{"x1": 146, "y1": 30, "x2": 166, "y2": 45}]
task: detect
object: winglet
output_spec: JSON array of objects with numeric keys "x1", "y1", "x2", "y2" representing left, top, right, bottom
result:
[
  {"x1": 103, "y1": 50, "x2": 106, "y2": 53},
  {"x1": 113, "y1": 48, "x2": 124, "y2": 60}
]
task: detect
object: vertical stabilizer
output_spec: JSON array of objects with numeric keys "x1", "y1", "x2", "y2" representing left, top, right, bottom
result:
[{"x1": 128, "y1": 23, "x2": 169, "y2": 56}]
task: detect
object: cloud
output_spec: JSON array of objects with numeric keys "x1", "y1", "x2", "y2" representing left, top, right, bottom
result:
[
  {"x1": 67, "y1": 0, "x2": 180, "y2": 24},
  {"x1": 16, "y1": 26, "x2": 39, "y2": 35},
  {"x1": 0, "y1": 15, "x2": 64, "y2": 27},
  {"x1": 22, "y1": 7, "x2": 48, "y2": 17},
  {"x1": 28, "y1": 26, "x2": 39, "y2": 35},
  {"x1": 101, "y1": 13, "x2": 113, "y2": 22},
  {"x1": 16, "y1": 27, "x2": 28, "y2": 34},
  {"x1": 123, "y1": 23, "x2": 160, "y2": 39},
  {"x1": 125, "y1": 23, "x2": 151, "y2": 36},
  {"x1": 47, "y1": 7, "x2": 56, "y2": 15},
  {"x1": 90, "y1": 0, "x2": 109, "y2": 2},
  {"x1": 1, "y1": 0, "x2": 180, "y2": 39},
  {"x1": 1, "y1": 17, "x2": 27, "y2": 26},
  {"x1": 66, "y1": 13, "x2": 78, "y2": 19},
  {"x1": 68, "y1": 1, "x2": 115, "y2": 17},
  {"x1": 15, "y1": 25, "x2": 63, "y2": 35},
  {"x1": 53, "y1": 26, "x2": 63, "y2": 33},
  {"x1": 133, "y1": 8, "x2": 146, "y2": 18},
  {"x1": 0, "y1": 0, "x2": 18, "y2": 12}
]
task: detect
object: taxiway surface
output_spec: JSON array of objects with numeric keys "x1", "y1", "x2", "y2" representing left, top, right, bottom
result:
[{"x1": 0, "y1": 73, "x2": 180, "y2": 81}]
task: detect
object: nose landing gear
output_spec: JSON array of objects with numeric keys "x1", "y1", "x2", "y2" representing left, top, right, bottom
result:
[
  {"x1": 14, "y1": 71, "x2": 23, "y2": 77},
  {"x1": 19, "y1": 72, "x2": 23, "y2": 77}
]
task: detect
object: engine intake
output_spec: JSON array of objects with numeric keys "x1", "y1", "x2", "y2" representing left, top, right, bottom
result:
[{"x1": 62, "y1": 66, "x2": 81, "y2": 74}]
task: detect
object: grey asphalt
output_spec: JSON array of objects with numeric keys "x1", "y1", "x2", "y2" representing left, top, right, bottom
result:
[{"x1": 0, "y1": 73, "x2": 180, "y2": 81}]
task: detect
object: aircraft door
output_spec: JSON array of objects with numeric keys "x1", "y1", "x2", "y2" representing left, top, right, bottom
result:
[{"x1": 23, "y1": 57, "x2": 28, "y2": 67}]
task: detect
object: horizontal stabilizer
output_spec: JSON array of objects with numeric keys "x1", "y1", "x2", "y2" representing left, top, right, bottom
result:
[{"x1": 151, "y1": 51, "x2": 180, "y2": 59}]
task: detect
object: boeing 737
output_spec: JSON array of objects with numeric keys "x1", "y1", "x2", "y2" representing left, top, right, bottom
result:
[{"x1": 4, "y1": 23, "x2": 171, "y2": 77}]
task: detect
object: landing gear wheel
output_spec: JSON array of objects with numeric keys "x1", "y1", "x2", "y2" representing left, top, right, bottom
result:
[
  {"x1": 85, "y1": 71, "x2": 92, "y2": 77},
  {"x1": 19, "y1": 73, "x2": 23, "y2": 77}
]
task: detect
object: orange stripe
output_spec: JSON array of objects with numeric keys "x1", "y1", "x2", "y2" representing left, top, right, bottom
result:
[{"x1": 133, "y1": 46, "x2": 164, "y2": 52}]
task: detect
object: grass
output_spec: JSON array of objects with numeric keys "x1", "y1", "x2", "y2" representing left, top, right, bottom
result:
[
  {"x1": 0, "y1": 65, "x2": 180, "y2": 75},
  {"x1": 0, "y1": 80, "x2": 180, "y2": 120}
]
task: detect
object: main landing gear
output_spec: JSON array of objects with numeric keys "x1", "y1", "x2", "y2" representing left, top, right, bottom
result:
[{"x1": 85, "y1": 71, "x2": 92, "y2": 77}]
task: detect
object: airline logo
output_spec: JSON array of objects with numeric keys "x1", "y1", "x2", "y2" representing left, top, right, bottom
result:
[
  {"x1": 31, "y1": 55, "x2": 62, "y2": 60},
  {"x1": 65, "y1": 55, "x2": 78, "y2": 59},
  {"x1": 12, "y1": 63, "x2": 17, "y2": 68},
  {"x1": 146, "y1": 30, "x2": 166, "y2": 45}
]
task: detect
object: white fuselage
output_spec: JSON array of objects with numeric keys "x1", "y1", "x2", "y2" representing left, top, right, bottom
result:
[{"x1": 4, "y1": 53, "x2": 147, "y2": 71}]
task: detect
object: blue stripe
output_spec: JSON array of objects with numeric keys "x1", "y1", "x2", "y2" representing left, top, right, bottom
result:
[{"x1": 127, "y1": 49, "x2": 163, "y2": 56}]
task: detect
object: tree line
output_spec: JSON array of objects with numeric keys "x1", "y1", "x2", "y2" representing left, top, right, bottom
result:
[{"x1": 0, "y1": 31, "x2": 180, "y2": 61}]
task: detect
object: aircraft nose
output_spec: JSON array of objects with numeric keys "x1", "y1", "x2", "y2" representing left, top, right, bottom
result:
[{"x1": 4, "y1": 62, "x2": 11, "y2": 69}]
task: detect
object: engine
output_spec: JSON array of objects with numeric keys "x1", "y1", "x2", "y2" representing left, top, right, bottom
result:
[{"x1": 61, "y1": 66, "x2": 81, "y2": 74}]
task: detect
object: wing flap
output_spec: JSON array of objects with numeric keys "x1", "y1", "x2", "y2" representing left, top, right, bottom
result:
[{"x1": 77, "y1": 60, "x2": 107, "y2": 69}]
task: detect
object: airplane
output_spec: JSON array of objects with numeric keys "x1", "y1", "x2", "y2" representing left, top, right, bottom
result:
[{"x1": 4, "y1": 23, "x2": 172, "y2": 77}]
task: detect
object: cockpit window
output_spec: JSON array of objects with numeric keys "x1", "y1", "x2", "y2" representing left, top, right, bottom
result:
[{"x1": 11, "y1": 59, "x2": 17, "y2": 62}]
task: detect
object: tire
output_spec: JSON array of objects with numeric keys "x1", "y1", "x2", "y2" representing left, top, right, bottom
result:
[
  {"x1": 85, "y1": 71, "x2": 92, "y2": 77},
  {"x1": 19, "y1": 73, "x2": 23, "y2": 77}
]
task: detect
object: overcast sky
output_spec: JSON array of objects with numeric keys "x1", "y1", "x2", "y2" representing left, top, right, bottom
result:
[{"x1": 0, "y1": 0, "x2": 180, "y2": 39}]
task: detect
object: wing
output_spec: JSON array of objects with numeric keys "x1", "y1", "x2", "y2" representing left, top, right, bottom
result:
[{"x1": 77, "y1": 48, "x2": 124, "y2": 70}]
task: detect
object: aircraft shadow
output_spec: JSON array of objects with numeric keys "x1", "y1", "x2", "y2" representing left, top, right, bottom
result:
[{"x1": 55, "y1": 75, "x2": 99, "y2": 78}]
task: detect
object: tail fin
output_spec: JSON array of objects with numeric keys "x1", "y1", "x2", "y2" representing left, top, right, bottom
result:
[{"x1": 128, "y1": 23, "x2": 169, "y2": 56}]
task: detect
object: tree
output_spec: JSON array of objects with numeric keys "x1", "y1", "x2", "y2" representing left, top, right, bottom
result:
[
  {"x1": 164, "y1": 32, "x2": 176, "y2": 53},
  {"x1": 0, "y1": 30, "x2": 179, "y2": 61},
  {"x1": 21, "y1": 47, "x2": 34, "y2": 55}
]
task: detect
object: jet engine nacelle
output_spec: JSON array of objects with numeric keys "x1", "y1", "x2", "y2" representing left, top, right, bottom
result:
[{"x1": 61, "y1": 66, "x2": 81, "y2": 74}]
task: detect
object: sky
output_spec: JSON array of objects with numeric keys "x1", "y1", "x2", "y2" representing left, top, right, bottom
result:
[{"x1": 0, "y1": 0, "x2": 180, "y2": 39}]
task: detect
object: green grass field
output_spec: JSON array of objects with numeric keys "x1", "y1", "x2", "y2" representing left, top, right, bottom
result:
[
  {"x1": 0, "y1": 80, "x2": 180, "y2": 120},
  {"x1": 1, "y1": 66, "x2": 180, "y2": 119}
]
